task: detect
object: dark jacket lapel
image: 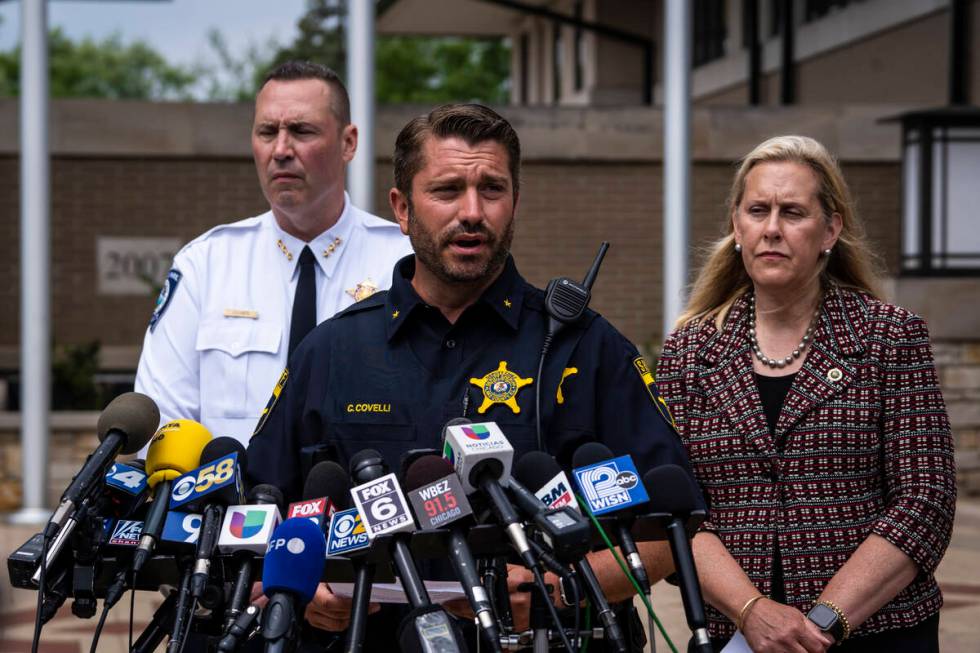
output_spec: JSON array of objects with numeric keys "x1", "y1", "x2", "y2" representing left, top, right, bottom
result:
[
  {"x1": 698, "y1": 295, "x2": 775, "y2": 459},
  {"x1": 775, "y1": 287, "x2": 867, "y2": 440}
]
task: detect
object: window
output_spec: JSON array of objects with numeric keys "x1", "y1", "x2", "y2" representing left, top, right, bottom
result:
[
  {"x1": 900, "y1": 112, "x2": 980, "y2": 274},
  {"x1": 693, "y1": 0, "x2": 727, "y2": 67}
]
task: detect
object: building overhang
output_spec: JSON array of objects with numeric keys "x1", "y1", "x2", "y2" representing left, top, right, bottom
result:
[{"x1": 378, "y1": 0, "x2": 530, "y2": 37}]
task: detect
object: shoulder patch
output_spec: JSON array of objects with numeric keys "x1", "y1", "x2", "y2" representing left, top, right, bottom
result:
[
  {"x1": 252, "y1": 368, "x2": 288, "y2": 438},
  {"x1": 633, "y1": 356, "x2": 675, "y2": 428},
  {"x1": 149, "y1": 269, "x2": 182, "y2": 332}
]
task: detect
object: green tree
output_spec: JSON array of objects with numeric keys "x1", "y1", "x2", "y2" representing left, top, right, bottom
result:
[
  {"x1": 0, "y1": 28, "x2": 196, "y2": 100},
  {"x1": 243, "y1": 0, "x2": 511, "y2": 104}
]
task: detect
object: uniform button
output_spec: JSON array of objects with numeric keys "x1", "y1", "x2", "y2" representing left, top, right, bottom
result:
[{"x1": 445, "y1": 339, "x2": 456, "y2": 349}]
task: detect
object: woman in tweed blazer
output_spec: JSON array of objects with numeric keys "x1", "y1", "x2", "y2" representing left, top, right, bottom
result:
[{"x1": 656, "y1": 136, "x2": 956, "y2": 652}]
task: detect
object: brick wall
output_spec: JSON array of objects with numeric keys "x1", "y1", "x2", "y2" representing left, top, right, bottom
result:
[{"x1": 0, "y1": 156, "x2": 902, "y2": 355}]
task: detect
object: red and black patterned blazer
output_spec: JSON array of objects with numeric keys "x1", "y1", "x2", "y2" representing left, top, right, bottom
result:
[{"x1": 656, "y1": 287, "x2": 956, "y2": 639}]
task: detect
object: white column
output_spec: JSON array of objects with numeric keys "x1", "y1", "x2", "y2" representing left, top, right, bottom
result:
[
  {"x1": 662, "y1": 0, "x2": 692, "y2": 339},
  {"x1": 10, "y1": 0, "x2": 51, "y2": 524},
  {"x1": 347, "y1": 0, "x2": 375, "y2": 213}
]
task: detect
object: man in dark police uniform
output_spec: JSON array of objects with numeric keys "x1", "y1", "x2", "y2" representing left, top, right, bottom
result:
[{"x1": 247, "y1": 103, "x2": 697, "y2": 648}]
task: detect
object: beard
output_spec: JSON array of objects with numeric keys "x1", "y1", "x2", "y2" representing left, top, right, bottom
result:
[{"x1": 407, "y1": 201, "x2": 514, "y2": 285}]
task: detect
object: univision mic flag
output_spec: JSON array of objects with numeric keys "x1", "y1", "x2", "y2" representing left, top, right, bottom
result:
[
  {"x1": 217, "y1": 505, "x2": 281, "y2": 554},
  {"x1": 572, "y1": 455, "x2": 649, "y2": 515}
]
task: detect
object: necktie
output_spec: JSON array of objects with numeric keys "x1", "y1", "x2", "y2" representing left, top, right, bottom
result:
[{"x1": 288, "y1": 246, "x2": 317, "y2": 357}]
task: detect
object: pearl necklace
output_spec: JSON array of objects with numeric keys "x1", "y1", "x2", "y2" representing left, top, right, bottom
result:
[{"x1": 748, "y1": 292, "x2": 821, "y2": 369}]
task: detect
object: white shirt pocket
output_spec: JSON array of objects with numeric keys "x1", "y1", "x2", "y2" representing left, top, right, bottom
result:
[{"x1": 196, "y1": 319, "x2": 282, "y2": 419}]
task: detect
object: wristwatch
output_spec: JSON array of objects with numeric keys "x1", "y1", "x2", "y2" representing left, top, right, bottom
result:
[{"x1": 806, "y1": 602, "x2": 847, "y2": 643}]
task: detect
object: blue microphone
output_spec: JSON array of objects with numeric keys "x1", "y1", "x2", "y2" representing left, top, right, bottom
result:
[{"x1": 261, "y1": 518, "x2": 326, "y2": 653}]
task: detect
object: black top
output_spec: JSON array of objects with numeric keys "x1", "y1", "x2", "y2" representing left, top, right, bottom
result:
[{"x1": 754, "y1": 372, "x2": 796, "y2": 441}]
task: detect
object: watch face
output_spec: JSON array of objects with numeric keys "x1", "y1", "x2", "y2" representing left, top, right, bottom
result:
[{"x1": 808, "y1": 604, "x2": 837, "y2": 630}]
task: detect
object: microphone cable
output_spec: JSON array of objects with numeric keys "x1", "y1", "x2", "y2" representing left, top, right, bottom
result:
[
  {"x1": 575, "y1": 494, "x2": 678, "y2": 653},
  {"x1": 528, "y1": 538, "x2": 583, "y2": 652},
  {"x1": 129, "y1": 569, "x2": 137, "y2": 651},
  {"x1": 527, "y1": 563, "x2": 577, "y2": 653},
  {"x1": 29, "y1": 534, "x2": 50, "y2": 653}
]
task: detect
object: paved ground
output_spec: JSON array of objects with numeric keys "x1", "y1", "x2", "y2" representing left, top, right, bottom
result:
[{"x1": 2, "y1": 500, "x2": 978, "y2": 651}]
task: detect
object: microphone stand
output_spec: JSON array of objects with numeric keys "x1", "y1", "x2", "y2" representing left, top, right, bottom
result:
[
  {"x1": 132, "y1": 593, "x2": 178, "y2": 653},
  {"x1": 344, "y1": 559, "x2": 376, "y2": 653},
  {"x1": 523, "y1": 580, "x2": 552, "y2": 653}
]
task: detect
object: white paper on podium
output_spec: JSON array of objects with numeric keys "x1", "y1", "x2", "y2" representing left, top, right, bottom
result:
[
  {"x1": 721, "y1": 631, "x2": 753, "y2": 652},
  {"x1": 328, "y1": 580, "x2": 466, "y2": 604}
]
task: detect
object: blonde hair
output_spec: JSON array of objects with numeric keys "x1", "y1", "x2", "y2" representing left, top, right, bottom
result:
[{"x1": 676, "y1": 135, "x2": 882, "y2": 329}]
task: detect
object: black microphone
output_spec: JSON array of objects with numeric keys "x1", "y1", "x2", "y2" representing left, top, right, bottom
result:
[
  {"x1": 404, "y1": 455, "x2": 504, "y2": 653},
  {"x1": 571, "y1": 442, "x2": 653, "y2": 595},
  {"x1": 223, "y1": 483, "x2": 285, "y2": 631},
  {"x1": 189, "y1": 437, "x2": 247, "y2": 600},
  {"x1": 46, "y1": 392, "x2": 159, "y2": 539},
  {"x1": 516, "y1": 449, "x2": 629, "y2": 653},
  {"x1": 349, "y1": 449, "x2": 432, "y2": 609},
  {"x1": 644, "y1": 465, "x2": 712, "y2": 653},
  {"x1": 349, "y1": 450, "x2": 467, "y2": 653},
  {"x1": 288, "y1": 460, "x2": 351, "y2": 532}
]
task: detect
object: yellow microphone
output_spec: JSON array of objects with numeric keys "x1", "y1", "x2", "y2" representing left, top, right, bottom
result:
[
  {"x1": 132, "y1": 419, "x2": 213, "y2": 574},
  {"x1": 146, "y1": 419, "x2": 213, "y2": 487}
]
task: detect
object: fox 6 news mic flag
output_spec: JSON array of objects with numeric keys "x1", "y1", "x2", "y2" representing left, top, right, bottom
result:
[
  {"x1": 573, "y1": 454, "x2": 649, "y2": 515},
  {"x1": 350, "y1": 471, "x2": 416, "y2": 539}
]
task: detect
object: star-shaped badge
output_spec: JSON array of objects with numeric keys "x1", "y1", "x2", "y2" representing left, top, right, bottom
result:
[{"x1": 469, "y1": 361, "x2": 533, "y2": 414}]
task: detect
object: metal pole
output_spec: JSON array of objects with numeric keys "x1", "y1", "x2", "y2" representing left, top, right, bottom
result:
[
  {"x1": 10, "y1": 0, "x2": 51, "y2": 524},
  {"x1": 662, "y1": 0, "x2": 691, "y2": 340},
  {"x1": 347, "y1": 0, "x2": 375, "y2": 213}
]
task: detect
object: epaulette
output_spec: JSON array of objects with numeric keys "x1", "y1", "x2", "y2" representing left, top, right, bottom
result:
[{"x1": 176, "y1": 214, "x2": 265, "y2": 257}]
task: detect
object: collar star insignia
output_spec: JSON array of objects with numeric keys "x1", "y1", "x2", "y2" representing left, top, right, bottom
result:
[
  {"x1": 392, "y1": 309, "x2": 400, "y2": 319},
  {"x1": 346, "y1": 278, "x2": 379, "y2": 302},
  {"x1": 503, "y1": 298, "x2": 512, "y2": 308},
  {"x1": 469, "y1": 361, "x2": 533, "y2": 414}
]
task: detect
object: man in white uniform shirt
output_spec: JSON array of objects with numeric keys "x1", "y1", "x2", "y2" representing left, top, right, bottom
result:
[{"x1": 136, "y1": 61, "x2": 412, "y2": 444}]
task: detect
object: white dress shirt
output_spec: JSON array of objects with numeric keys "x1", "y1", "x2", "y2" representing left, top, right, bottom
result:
[{"x1": 135, "y1": 195, "x2": 413, "y2": 445}]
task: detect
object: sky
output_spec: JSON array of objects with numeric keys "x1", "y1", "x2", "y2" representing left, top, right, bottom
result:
[{"x1": 0, "y1": 0, "x2": 307, "y2": 69}]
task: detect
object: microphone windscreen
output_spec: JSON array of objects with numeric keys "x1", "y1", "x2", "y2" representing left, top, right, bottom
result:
[
  {"x1": 302, "y1": 461, "x2": 351, "y2": 510},
  {"x1": 201, "y1": 437, "x2": 247, "y2": 468},
  {"x1": 441, "y1": 417, "x2": 471, "y2": 442},
  {"x1": 571, "y1": 441, "x2": 615, "y2": 469},
  {"x1": 404, "y1": 455, "x2": 454, "y2": 491},
  {"x1": 513, "y1": 451, "x2": 563, "y2": 492},
  {"x1": 262, "y1": 517, "x2": 326, "y2": 604},
  {"x1": 349, "y1": 448, "x2": 386, "y2": 484},
  {"x1": 643, "y1": 465, "x2": 700, "y2": 515},
  {"x1": 97, "y1": 392, "x2": 160, "y2": 454},
  {"x1": 145, "y1": 419, "x2": 212, "y2": 488},
  {"x1": 248, "y1": 483, "x2": 285, "y2": 511}
]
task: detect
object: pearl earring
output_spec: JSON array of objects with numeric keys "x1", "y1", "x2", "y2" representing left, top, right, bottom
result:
[
  {"x1": 735, "y1": 243, "x2": 742, "y2": 253},
  {"x1": 823, "y1": 248, "x2": 832, "y2": 257}
]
